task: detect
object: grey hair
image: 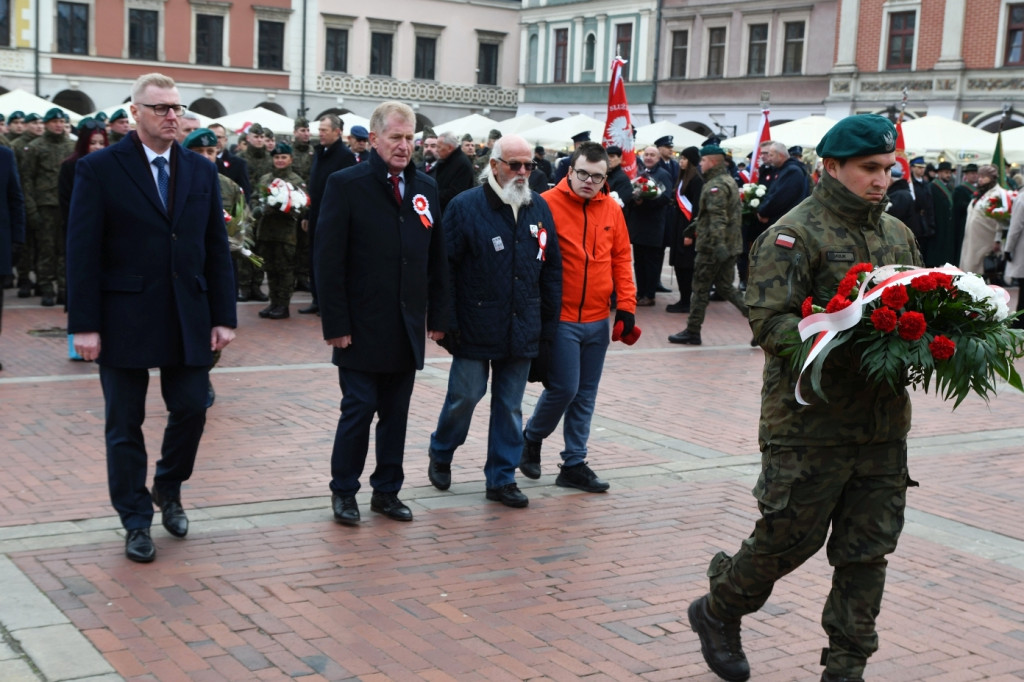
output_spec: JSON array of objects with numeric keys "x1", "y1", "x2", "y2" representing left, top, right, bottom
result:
[
  {"x1": 131, "y1": 73, "x2": 176, "y2": 102},
  {"x1": 369, "y1": 101, "x2": 415, "y2": 135},
  {"x1": 438, "y1": 131, "x2": 460, "y2": 148},
  {"x1": 318, "y1": 114, "x2": 342, "y2": 131},
  {"x1": 769, "y1": 141, "x2": 789, "y2": 156}
]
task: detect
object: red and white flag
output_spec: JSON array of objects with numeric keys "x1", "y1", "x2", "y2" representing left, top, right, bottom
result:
[
  {"x1": 676, "y1": 183, "x2": 693, "y2": 221},
  {"x1": 749, "y1": 109, "x2": 771, "y2": 183},
  {"x1": 603, "y1": 56, "x2": 637, "y2": 179},
  {"x1": 894, "y1": 114, "x2": 912, "y2": 197}
]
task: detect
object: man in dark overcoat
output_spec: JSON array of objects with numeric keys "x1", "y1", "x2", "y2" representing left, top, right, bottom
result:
[
  {"x1": 0, "y1": 145, "x2": 26, "y2": 370},
  {"x1": 433, "y1": 130, "x2": 475, "y2": 215},
  {"x1": 315, "y1": 101, "x2": 449, "y2": 526}
]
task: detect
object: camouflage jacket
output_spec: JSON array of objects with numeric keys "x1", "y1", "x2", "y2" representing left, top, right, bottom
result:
[
  {"x1": 24, "y1": 131, "x2": 74, "y2": 215},
  {"x1": 253, "y1": 168, "x2": 305, "y2": 244},
  {"x1": 745, "y1": 170, "x2": 923, "y2": 448},
  {"x1": 290, "y1": 141, "x2": 314, "y2": 182},
  {"x1": 220, "y1": 174, "x2": 251, "y2": 252},
  {"x1": 689, "y1": 163, "x2": 742, "y2": 257},
  {"x1": 241, "y1": 146, "x2": 273, "y2": 190}
]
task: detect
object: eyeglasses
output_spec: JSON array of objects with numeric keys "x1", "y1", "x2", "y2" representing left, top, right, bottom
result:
[
  {"x1": 137, "y1": 103, "x2": 187, "y2": 117},
  {"x1": 496, "y1": 158, "x2": 536, "y2": 172},
  {"x1": 573, "y1": 168, "x2": 606, "y2": 184}
]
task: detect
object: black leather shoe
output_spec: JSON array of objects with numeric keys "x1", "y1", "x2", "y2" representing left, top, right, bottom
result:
[
  {"x1": 821, "y1": 673, "x2": 864, "y2": 682},
  {"x1": 17, "y1": 284, "x2": 32, "y2": 298},
  {"x1": 519, "y1": 431, "x2": 542, "y2": 479},
  {"x1": 665, "y1": 302, "x2": 690, "y2": 313},
  {"x1": 257, "y1": 304, "x2": 274, "y2": 318},
  {"x1": 266, "y1": 306, "x2": 290, "y2": 319},
  {"x1": 125, "y1": 528, "x2": 156, "y2": 563},
  {"x1": 655, "y1": 283, "x2": 672, "y2": 293},
  {"x1": 428, "y1": 459, "x2": 451, "y2": 490},
  {"x1": 151, "y1": 489, "x2": 188, "y2": 538},
  {"x1": 668, "y1": 330, "x2": 702, "y2": 345},
  {"x1": 40, "y1": 295, "x2": 56, "y2": 307},
  {"x1": 485, "y1": 482, "x2": 529, "y2": 508},
  {"x1": 370, "y1": 492, "x2": 413, "y2": 521},
  {"x1": 298, "y1": 303, "x2": 320, "y2": 315},
  {"x1": 249, "y1": 288, "x2": 269, "y2": 302},
  {"x1": 555, "y1": 461, "x2": 609, "y2": 492},
  {"x1": 205, "y1": 381, "x2": 216, "y2": 408},
  {"x1": 688, "y1": 595, "x2": 750, "y2": 681},
  {"x1": 332, "y1": 494, "x2": 360, "y2": 526}
]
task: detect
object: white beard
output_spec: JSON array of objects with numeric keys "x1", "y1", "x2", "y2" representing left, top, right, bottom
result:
[{"x1": 500, "y1": 178, "x2": 533, "y2": 209}]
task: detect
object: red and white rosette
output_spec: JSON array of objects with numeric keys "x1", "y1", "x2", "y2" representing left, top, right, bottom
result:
[
  {"x1": 536, "y1": 226, "x2": 548, "y2": 261},
  {"x1": 412, "y1": 194, "x2": 433, "y2": 228}
]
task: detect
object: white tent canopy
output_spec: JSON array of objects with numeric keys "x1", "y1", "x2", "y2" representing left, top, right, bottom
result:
[
  {"x1": 432, "y1": 113, "x2": 499, "y2": 142},
  {"x1": 212, "y1": 107, "x2": 297, "y2": 136},
  {"x1": 497, "y1": 114, "x2": 548, "y2": 136},
  {"x1": 634, "y1": 121, "x2": 706, "y2": 151},
  {"x1": 1000, "y1": 126, "x2": 1024, "y2": 163},
  {"x1": 339, "y1": 111, "x2": 370, "y2": 134},
  {"x1": 0, "y1": 89, "x2": 82, "y2": 124},
  {"x1": 520, "y1": 114, "x2": 606, "y2": 150},
  {"x1": 899, "y1": 116, "x2": 997, "y2": 165},
  {"x1": 722, "y1": 115, "x2": 839, "y2": 158}
]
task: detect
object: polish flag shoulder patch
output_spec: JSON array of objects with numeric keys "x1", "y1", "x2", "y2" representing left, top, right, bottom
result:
[{"x1": 775, "y1": 234, "x2": 797, "y2": 249}]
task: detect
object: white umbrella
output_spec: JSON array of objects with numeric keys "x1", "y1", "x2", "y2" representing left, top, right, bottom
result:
[
  {"x1": 212, "y1": 107, "x2": 297, "y2": 136},
  {"x1": 722, "y1": 115, "x2": 838, "y2": 158},
  {"x1": 0, "y1": 88, "x2": 82, "y2": 124},
  {"x1": 497, "y1": 114, "x2": 548, "y2": 136},
  {"x1": 634, "y1": 121, "x2": 706, "y2": 151},
  {"x1": 432, "y1": 113, "x2": 499, "y2": 142},
  {"x1": 899, "y1": 116, "x2": 998, "y2": 165},
  {"x1": 520, "y1": 114, "x2": 605, "y2": 150}
]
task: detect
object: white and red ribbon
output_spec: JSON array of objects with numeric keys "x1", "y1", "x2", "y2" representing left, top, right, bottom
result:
[
  {"x1": 537, "y1": 227, "x2": 548, "y2": 261},
  {"x1": 676, "y1": 183, "x2": 693, "y2": 221},
  {"x1": 412, "y1": 194, "x2": 433, "y2": 228}
]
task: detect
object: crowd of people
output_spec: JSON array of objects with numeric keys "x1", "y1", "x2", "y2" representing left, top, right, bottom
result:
[{"x1": 3, "y1": 77, "x2": 1024, "y2": 682}]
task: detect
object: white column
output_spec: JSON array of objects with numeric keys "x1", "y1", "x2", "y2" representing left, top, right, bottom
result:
[
  {"x1": 595, "y1": 14, "x2": 607, "y2": 79},
  {"x1": 636, "y1": 9, "x2": 651, "y2": 81},
  {"x1": 833, "y1": 0, "x2": 861, "y2": 73},
  {"x1": 572, "y1": 16, "x2": 584, "y2": 82},
  {"x1": 537, "y1": 21, "x2": 548, "y2": 83},
  {"x1": 935, "y1": 0, "x2": 966, "y2": 70},
  {"x1": 519, "y1": 23, "x2": 530, "y2": 85}
]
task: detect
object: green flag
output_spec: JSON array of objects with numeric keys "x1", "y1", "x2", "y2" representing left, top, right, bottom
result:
[{"x1": 992, "y1": 131, "x2": 1009, "y2": 189}]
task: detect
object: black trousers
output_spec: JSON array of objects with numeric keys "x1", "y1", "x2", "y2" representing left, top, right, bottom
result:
[
  {"x1": 329, "y1": 366, "x2": 416, "y2": 497},
  {"x1": 99, "y1": 364, "x2": 209, "y2": 530},
  {"x1": 633, "y1": 244, "x2": 663, "y2": 299}
]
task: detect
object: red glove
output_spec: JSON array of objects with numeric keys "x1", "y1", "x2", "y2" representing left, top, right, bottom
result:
[{"x1": 612, "y1": 320, "x2": 642, "y2": 345}]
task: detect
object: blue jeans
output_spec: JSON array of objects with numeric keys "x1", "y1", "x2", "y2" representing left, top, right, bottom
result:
[
  {"x1": 429, "y1": 357, "x2": 531, "y2": 488},
  {"x1": 524, "y1": 318, "x2": 610, "y2": 467}
]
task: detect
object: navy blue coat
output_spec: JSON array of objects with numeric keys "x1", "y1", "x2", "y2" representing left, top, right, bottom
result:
[
  {"x1": 625, "y1": 165, "x2": 672, "y2": 247},
  {"x1": 308, "y1": 138, "x2": 356, "y2": 233},
  {"x1": 757, "y1": 157, "x2": 810, "y2": 225},
  {"x1": 444, "y1": 182, "x2": 562, "y2": 360},
  {"x1": 66, "y1": 133, "x2": 237, "y2": 368},
  {"x1": 315, "y1": 150, "x2": 449, "y2": 373},
  {"x1": 0, "y1": 146, "x2": 26, "y2": 276}
]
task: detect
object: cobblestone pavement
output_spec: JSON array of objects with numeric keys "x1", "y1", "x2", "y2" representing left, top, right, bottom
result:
[{"x1": 1, "y1": 279, "x2": 1023, "y2": 682}]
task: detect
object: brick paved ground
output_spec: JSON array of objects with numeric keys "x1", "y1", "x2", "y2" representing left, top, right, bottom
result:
[{"x1": 1, "y1": 280, "x2": 1023, "y2": 682}]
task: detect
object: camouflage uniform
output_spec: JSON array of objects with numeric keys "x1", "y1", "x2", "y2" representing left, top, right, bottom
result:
[
  {"x1": 13, "y1": 130, "x2": 40, "y2": 292},
  {"x1": 289, "y1": 139, "x2": 314, "y2": 289},
  {"x1": 682, "y1": 163, "x2": 748, "y2": 333},
  {"x1": 707, "y1": 170, "x2": 923, "y2": 679},
  {"x1": 253, "y1": 168, "x2": 305, "y2": 310},
  {"x1": 239, "y1": 145, "x2": 273, "y2": 295},
  {"x1": 23, "y1": 130, "x2": 73, "y2": 300}
]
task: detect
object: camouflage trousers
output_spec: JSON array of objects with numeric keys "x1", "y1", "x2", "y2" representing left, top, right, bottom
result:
[
  {"x1": 294, "y1": 223, "x2": 310, "y2": 282},
  {"x1": 256, "y1": 241, "x2": 296, "y2": 308},
  {"x1": 685, "y1": 252, "x2": 748, "y2": 333},
  {"x1": 34, "y1": 206, "x2": 65, "y2": 296},
  {"x1": 707, "y1": 440, "x2": 910, "y2": 678}
]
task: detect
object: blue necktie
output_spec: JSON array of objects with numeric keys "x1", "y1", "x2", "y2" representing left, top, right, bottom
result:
[{"x1": 153, "y1": 156, "x2": 169, "y2": 208}]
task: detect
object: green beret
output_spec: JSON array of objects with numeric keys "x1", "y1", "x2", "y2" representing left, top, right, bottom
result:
[
  {"x1": 109, "y1": 108, "x2": 128, "y2": 122},
  {"x1": 815, "y1": 114, "x2": 897, "y2": 160},
  {"x1": 8, "y1": 111, "x2": 24, "y2": 121},
  {"x1": 94, "y1": 111, "x2": 108, "y2": 123},
  {"x1": 700, "y1": 144, "x2": 726, "y2": 157},
  {"x1": 183, "y1": 128, "x2": 218, "y2": 149},
  {"x1": 43, "y1": 107, "x2": 64, "y2": 122},
  {"x1": 461, "y1": 133, "x2": 474, "y2": 143},
  {"x1": 488, "y1": 128, "x2": 502, "y2": 141},
  {"x1": 24, "y1": 113, "x2": 41, "y2": 123},
  {"x1": 294, "y1": 116, "x2": 308, "y2": 129},
  {"x1": 272, "y1": 141, "x2": 292, "y2": 156},
  {"x1": 0, "y1": 114, "x2": 5, "y2": 123},
  {"x1": 247, "y1": 122, "x2": 264, "y2": 136}
]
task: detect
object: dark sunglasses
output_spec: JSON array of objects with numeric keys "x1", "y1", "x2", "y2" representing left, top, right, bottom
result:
[{"x1": 496, "y1": 158, "x2": 536, "y2": 172}]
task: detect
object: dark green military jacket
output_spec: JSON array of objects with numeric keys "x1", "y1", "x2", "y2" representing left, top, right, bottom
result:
[
  {"x1": 290, "y1": 141, "x2": 314, "y2": 183},
  {"x1": 254, "y1": 168, "x2": 305, "y2": 244},
  {"x1": 24, "y1": 131, "x2": 74, "y2": 216},
  {"x1": 688, "y1": 163, "x2": 742, "y2": 257},
  {"x1": 242, "y1": 146, "x2": 273, "y2": 191},
  {"x1": 745, "y1": 170, "x2": 923, "y2": 448}
]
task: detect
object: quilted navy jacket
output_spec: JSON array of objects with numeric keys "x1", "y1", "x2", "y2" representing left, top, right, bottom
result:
[{"x1": 444, "y1": 182, "x2": 562, "y2": 360}]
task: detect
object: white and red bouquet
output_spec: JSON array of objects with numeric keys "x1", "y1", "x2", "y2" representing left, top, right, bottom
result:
[
  {"x1": 631, "y1": 174, "x2": 663, "y2": 201},
  {"x1": 983, "y1": 188, "x2": 1017, "y2": 223},
  {"x1": 740, "y1": 182, "x2": 768, "y2": 215},
  {"x1": 258, "y1": 178, "x2": 309, "y2": 215}
]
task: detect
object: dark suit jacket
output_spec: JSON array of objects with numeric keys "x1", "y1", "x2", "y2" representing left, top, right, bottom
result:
[
  {"x1": 217, "y1": 152, "x2": 251, "y2": 200},
  {"x1": 0, "y1": 146, "x2": 26, "y2": 275},
  {"x1": 66, "y1": 133, "x2": 237, "y2": 368},
  {"x1": 433, "y1": 146, "x2": 475, "y2": 215},
  {"x1": 308, "y1": 139, "x2": 356, "y2": 233},
  {"x1": 315, "y1": 150, "x2": 449, "y2": 373}
]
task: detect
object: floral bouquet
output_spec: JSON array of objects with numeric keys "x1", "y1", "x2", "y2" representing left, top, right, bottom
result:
[
  {"x1": 632, "y1": 174, "x2": 663, "y2": 201},
  {"x1": 222, "y1": 189, "x2": 263, "y2": 267},
  {"x1": 740, "y1": 182, "x2": 767, "y2": 215},
  {"x1": 256, "y1": 178, "x2": 309, "y2": 216},
  {"x1": 983, "y1": 189, "x2": 1017, "y2": 223},
  {"x1": 790, "y1": 262, "x2": 1024, "y2": 408}
]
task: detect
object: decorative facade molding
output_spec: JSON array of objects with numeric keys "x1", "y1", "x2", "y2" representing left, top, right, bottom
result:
[{"x1": 316, "y1": 73, "x2": 517, "y2": 107}]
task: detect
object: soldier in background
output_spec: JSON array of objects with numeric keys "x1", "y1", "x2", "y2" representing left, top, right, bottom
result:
[
  {"x1": 238, "y1": 123, "x2": 272, "y2": 302},
  {"x1": 13, "y1": 113, "x2": 41, "y2": 297},
  {"x1": 107, "y1": 109, "x2": 131, "y2": 145},
  {"x1": 472, "y1": 128, "x2": 501, "y2": 176},
  {"x1": 687, "y1": 114, "x2": 922, "y2": 682},
  {"x1": 23, "y1": 108, "x2": 74, "y2": 306},
  {"x1": 460, "y1": 133, "x2": 476, "y2": 165},
  {"x1": 0, "y1": 114, "x2": 9, "y2": 148},
  {"x1": 290, "y1": 117, "x2": 314, "y2": 293},
  {"x1": 952, "y1": 163, "x2": 979, "y2": 263},
  {"x1": 6, "y1": 112, "x2": 26, "y2": 144},
  {"x1": 253, "y1": 142, "x2": 305, "y2": 320}
]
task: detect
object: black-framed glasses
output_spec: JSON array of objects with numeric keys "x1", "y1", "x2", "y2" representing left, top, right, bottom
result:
[
  {"x1": 137, "y1": 103, "x2": 187, "y2": 117},
  {"x1": 496, "y1": 158, "x2": 536, "y2": 172},
  {"x1": 573, "y1": 168, "x2": 606, "y2": 184}
]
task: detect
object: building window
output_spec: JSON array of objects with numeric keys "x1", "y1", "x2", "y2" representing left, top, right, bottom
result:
[
  {"x1": 195, "y1": 14, "x2": 223, "y2": 66},
  {"x1": 0, "y1": 0, "x2": 10, "y2": 47},
  {"x1": 370, "y1": 32, "x2": 393, "y2": 76},
  {"x1": 478, "y1": 42, "x2": 498, "y2": 85},
  {"x1": 57, "y1": 2, "x2": 89, "y2": 55},
  {"x1": 886, "y1": 11, "x2": 915, "y2": 70},
  {"x1": 1006, "y1": 3, "x2": 1024, "y2": 66},
  {"x1": 415, "y1": 36, "x2": 436, "y2": 80},
  {"x1": 616, "y1": 23, "x2": 632, "y2": 79},
  {"x1": 325, "y1": 27, "x2": 347, "y2": 72},
  {"x1": 258, "y1": 20, "x2": 284, "y2": 70},
  {"x1": 747, "y1": 23, "x2": 768, "y2": 75},
  {"x1": 584, "y1": 33, "x2": 596, "y2": 71},
  {"x1": 707, "y1": 26, "x2": 726, "y2": 78},
  {"x1": 128, "y1": 9, "x2": 158, "y2": 60},
  {"x1": 553, "y1": 28, "x2": 568, "y2": 82},
  {"x1": 527, "y1": 33, "x2": 538, "y2": 84},
  {"x1": 782, "y1": 21, "x2": 805, "y2": 75},
  {"x1": 670, "y1": 30, "x2": 688, "y2": 78}
]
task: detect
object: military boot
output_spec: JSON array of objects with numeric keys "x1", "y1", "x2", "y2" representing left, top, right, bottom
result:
[
  {"x1": 688, "y1": 595, "x2": 750, "y2": 682},
  {"x1": 249, "y1": 286, "x2": 269, "y2": 302},
  {"x1": 821, "y1": 673, "x2": 864, "y2": 682}
]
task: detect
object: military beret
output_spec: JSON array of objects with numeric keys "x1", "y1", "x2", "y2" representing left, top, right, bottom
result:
[
  {"x1": 963, "y1": 163, "x2": 979, "y2": 172},
  {"x1": 24, "y1": 113, "x2": 41, "y2": 123},
  {"x1": 263, "y1": 129, "x2": 275, "y2": 139},
  {"x1": 815, "y1": 114, "x2": 897, "y2": 160},
  {"x1": 272, "y1": 141, "x2": 293, "y2": 156},
  {"x1": 571, "y1": 131, "x2": 591, "y2": 143},
  {"x1": 890, "y1": 163, "x2": 904, "y2": 178},
  {"x1": 109, "y1": 108, "x2": 128, "y2": 122},
  {"x1": 654, "y1": 135, "x2": 673, "y2": 148},
  {"x1": 75, "y1": 117, "x2": 101, "y2": 134},
  {"x1": 605, "y1": 145, "x2": 623, "y2": 156},
  {"x1": 43, "y1": 107, "x2": 64, "y2": 122},
  {"x1": 488, "y1": 128, "x2": 502, "y2": 141},
  {"x1": 94, "y1": 111, "x2": 108, "y2": 123},
  {"x1": 183, "y1": 128, "x2": 218, "y2": 149},
  {"x1": 461, "y1": 133, "x2": 474, "y2": 143},
  {"x1": 350, "y1": 125, "x2": 369, "y2": 140},
  {"x1": 247, "y1": 122, "x2": 264, "y2": 136},
  {"x1": 8, "y1": 110, "x2": 24, "y2": 121},
  {"x1": 0, "y1": 114, "x2": 4, "y2": 123},
  {"x1": 294, "y1": 116, "x2": 308, "y2": 129},
  {"x1": 937, "y1": 161, "x2": 954, "y2": 172},
  {"x1": 700, "y1": 144, "x2": 726, "y2": 157},
  {"x1": 910, "y1": 156, "x2": 925, "y2": 166},
  {"x1": 789, "y1": 145, "x2": 804, "y2": 157}
]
